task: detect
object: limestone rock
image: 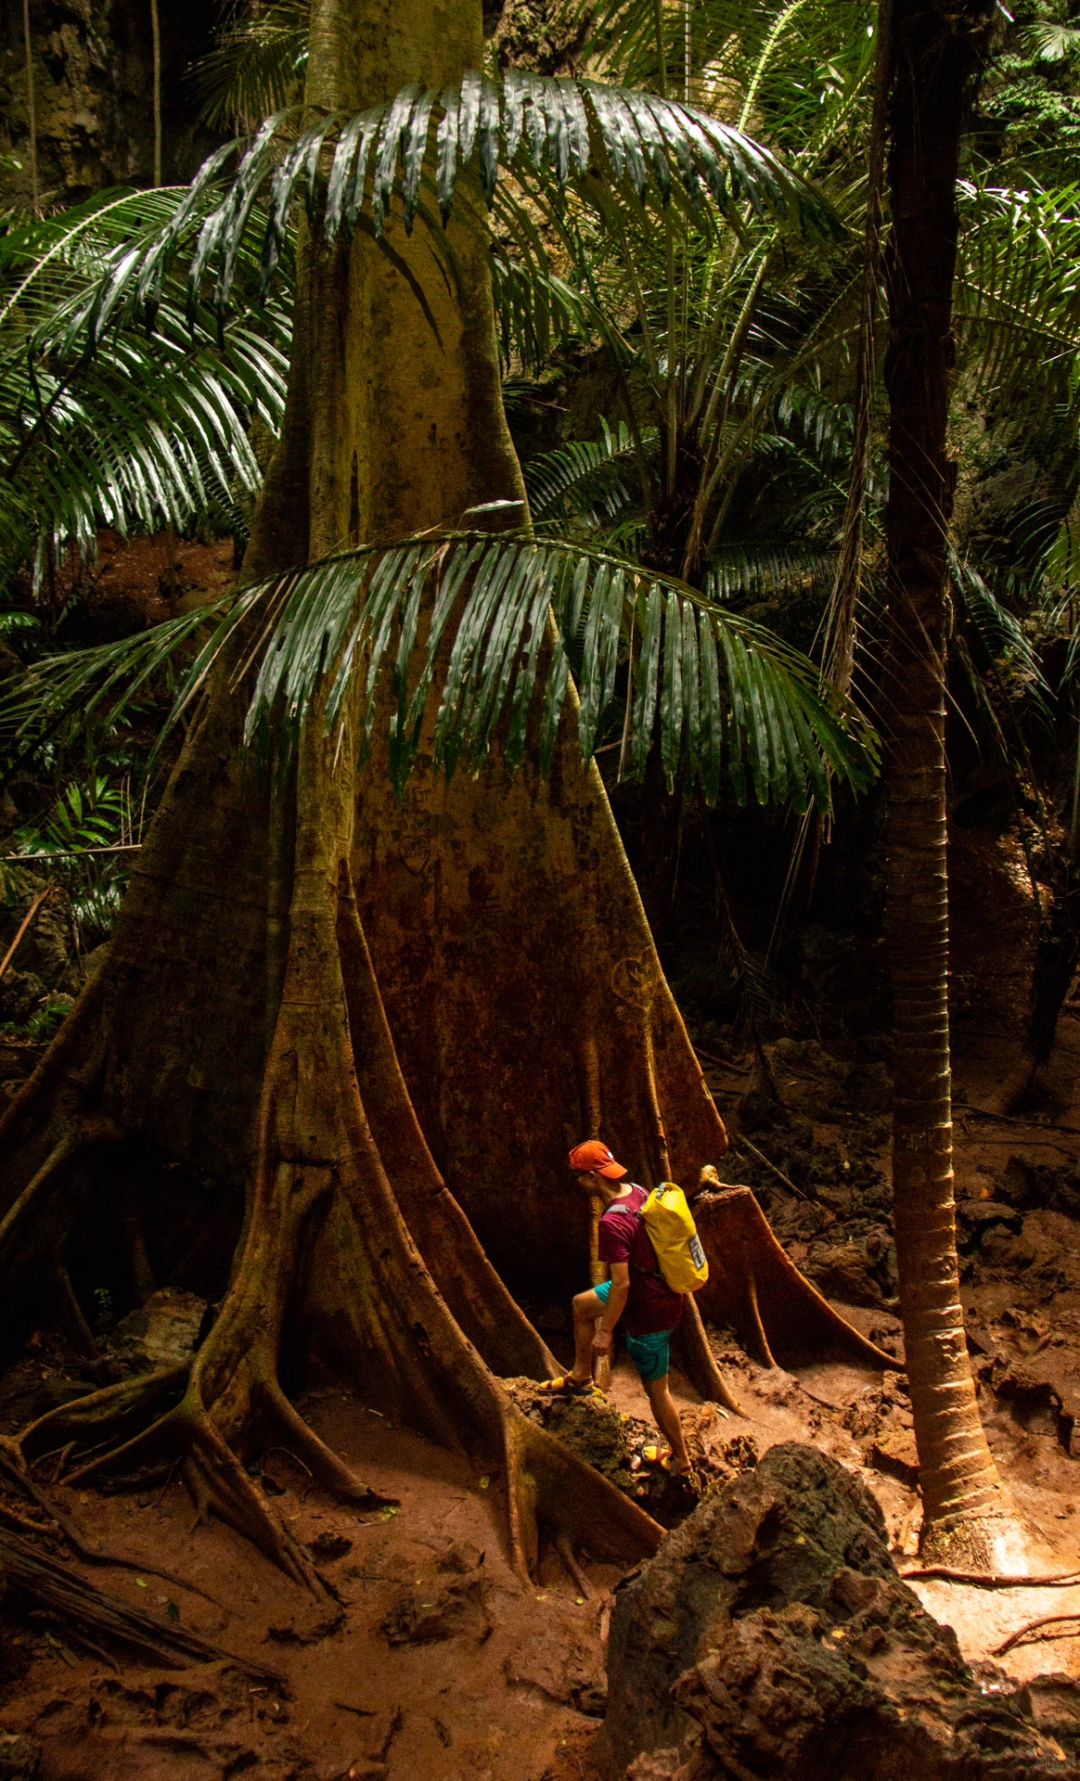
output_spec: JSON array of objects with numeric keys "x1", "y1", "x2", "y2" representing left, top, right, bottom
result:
[{"x1": 599, "y1": 1443, "x2": 1080, "y2": 1780}]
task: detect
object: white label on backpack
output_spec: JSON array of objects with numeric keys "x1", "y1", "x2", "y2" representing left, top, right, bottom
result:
[{"x1": 689, "y1": 1234, "x2": 705, "y2": 1270}]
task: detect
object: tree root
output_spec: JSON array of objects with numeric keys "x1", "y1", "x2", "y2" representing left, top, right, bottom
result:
[
  {"x1": 0, "y1": 1435, "x2": 224, "y2": 1606},
  {"x1": 993, "y1": 1612, "x2": 1080, "y2": 1658},
  {"x1": 257, "y1": 1377, "x2": 394, "y2": 1508},
  {"x1": 0, "y1": 1501, "x2": 53, "y2": 1537},
  {"x1": 903, "y1": 1565, "x2": 1080, "y2": 1588},
  {"x1": 674, "y1": 1297, "x2": 742, "y2": 1414},
  {"x1": 0, "y1": 1527, "x2": 283, "y2": 1680},
  {"x1": 694, "y1": 1184, "x2": 898, "y2": 1370},
  {"x1": 555, "y1": 1536, "x2": 592, "y2": 1598},
  {"x1": 17, "y1": 1364, "x2": 190, "y2": 1465},
  {"x1": 501, "y1": 1404, "x2": 662, "y2": 1579}
]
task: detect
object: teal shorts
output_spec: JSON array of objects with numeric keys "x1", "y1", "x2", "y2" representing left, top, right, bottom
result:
[{"x1": 594, "y1": 1280, "x2": 672, "y2": 1383}]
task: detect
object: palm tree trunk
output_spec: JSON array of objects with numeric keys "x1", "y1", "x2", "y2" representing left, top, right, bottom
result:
[
  {"x1": 150, "y1": 0, "x2": 162, "y2": 187},
  {"x1": 883, "y1": 0, "x2": 1007, "y2": 1562},
  {"x1": 22, "y1": 0, "x2": 39, "y2": 214}
]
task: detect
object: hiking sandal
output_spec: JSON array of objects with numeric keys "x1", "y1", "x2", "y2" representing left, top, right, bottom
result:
[
  {"x1": 629, "y1": 1440, "x2": 673, "y2": 1474},
  {"x1": 640, "y1": 1442, "x2": 674, "y2": 1469},
  {"x1": 537, "y1": 1373, "x2": 601, "y2": 1397}
]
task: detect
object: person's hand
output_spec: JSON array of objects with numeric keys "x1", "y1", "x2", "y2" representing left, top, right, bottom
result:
[{"x1": 592, "y1": 1326, "x2": 613, "y2": 1356}]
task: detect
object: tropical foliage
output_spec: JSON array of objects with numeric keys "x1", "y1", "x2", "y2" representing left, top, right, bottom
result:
[
  {"x1": 4, "y1": 0, "x2": 1080, "y2": 948},
  {"x1": 0, "y1": 187, "x2": 290, "y2": 590},
  {"x1": 0, "y1": 49, "x2": 876, "y2": 837}
]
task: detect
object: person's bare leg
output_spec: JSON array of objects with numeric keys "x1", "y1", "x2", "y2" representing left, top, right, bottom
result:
[
  {"x1": 644, "y1": 1375, "x2": 691, "y2": 1471},
  {"x1": 570, "y1": 1289, "x2": 605, "y2": 1381}
]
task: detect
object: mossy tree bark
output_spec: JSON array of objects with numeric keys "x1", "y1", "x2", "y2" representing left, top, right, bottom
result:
[
  {"x1": 0, "y1": 0, "x2": 737, "y2": 1580},
  {"x1": 883, "y1": 0, "x2": 1009, "y2": 1563}
]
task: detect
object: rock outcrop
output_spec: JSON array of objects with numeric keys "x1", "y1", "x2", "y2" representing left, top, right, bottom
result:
[{"x1": 599, "y1": 1443, "x2": 1080, "y2": 1779}]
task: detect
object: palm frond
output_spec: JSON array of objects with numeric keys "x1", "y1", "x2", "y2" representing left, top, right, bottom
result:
[
  {"x1": 124, "y1": 72, "x2": 839, "y2": 329},
  {"x1": 523, "y1": 420, "x2": 647, "y2": 523},
  {"x1": 575, "y1": 0, "x2": 875, "y2": 150},
  {"x1": 490, "y1": 243, "x2": 593, "y2": 372},
  {"x1": 955, "y1": 181, "x2": 1080, "y2": 410},
  {"x1": 3, "y1": 533, "x2": 877, "y2": 812},
  {"x1": 1022, "y1": 20, "x2": 1080, "y2": 64},
  {"x1": 0, "y1": 597, "x2": 234, "y2": 759},
  {"x1": 705, "y1": 544, "x2": 838, "y2": 604},
  {"x1": 0, "y1": 188, "x2": 291, "y2": 583},
  {"x1": 950, "y1": 551, "x2": 1052, "y2": 715},
  {"x1": 215, "y1": 530, "x2": 875, "y2": 807},
  {"x1": 193, "y1": 0, "x2": 309, "y2": 131}
]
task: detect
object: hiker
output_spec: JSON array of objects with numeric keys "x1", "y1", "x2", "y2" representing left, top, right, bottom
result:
[{"x1": 540, "y1": 1138, "x2": 694, "y2": 1479}]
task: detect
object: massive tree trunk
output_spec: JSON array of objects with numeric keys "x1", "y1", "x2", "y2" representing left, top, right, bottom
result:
[
  {"x1": 883, "y1": 0, "x2": 1011, "y2": 1564},
  {"x1": 0, "y1": 0, "x2": 735, "y2": 1582}
]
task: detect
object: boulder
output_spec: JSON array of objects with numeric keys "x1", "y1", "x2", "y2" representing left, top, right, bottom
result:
[{"x1": 598, "y1": 1443, "x2": 1079, "y2": 1780}]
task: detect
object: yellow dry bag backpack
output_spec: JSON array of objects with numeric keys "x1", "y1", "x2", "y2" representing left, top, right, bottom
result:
[{"x1": 640, "y1": 1181, "x2": 709, "y2": 1293}]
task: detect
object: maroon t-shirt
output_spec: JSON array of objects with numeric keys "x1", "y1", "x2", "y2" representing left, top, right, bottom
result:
[{"x1": 597, "y1": 1184, "x2": 684, "y2": 1336}]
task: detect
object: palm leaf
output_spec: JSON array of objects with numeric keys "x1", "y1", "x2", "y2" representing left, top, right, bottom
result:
[
  {"x1": 123, "y1": 71, "x2": 839, "y2": 325},
  {"x1": 0, "y1": 187, "x2": 291, "y2": 584},
  {"x1": 955, "y1": 181, "x2": 1080, "y2": 413},
  {"x1": 523, "y1": 420, "x2": 647, "y2": 523},
  {"x1": 3, "y1": 532, "x2": 877, "y2": 811},
  {"x1": 227, "y1": 532, "x2": 874, "y2": 805},
  {"x1": 193, "y1": 0, "x2": 310, "y2": 131}
]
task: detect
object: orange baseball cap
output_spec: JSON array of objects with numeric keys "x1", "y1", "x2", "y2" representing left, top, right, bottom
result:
[{"x1": 569, "y1": 1139, "x2": 628, "y2": 1180}]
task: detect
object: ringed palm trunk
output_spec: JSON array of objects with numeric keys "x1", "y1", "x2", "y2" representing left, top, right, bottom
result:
[{"x1": 883, "y1": 0, "x2": 1010, "y2": 1562}]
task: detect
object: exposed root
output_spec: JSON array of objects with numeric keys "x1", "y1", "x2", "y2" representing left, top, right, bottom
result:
[
  {"x1": 555, "y1": 1536, "x2": 591, "y2": 1598},
  {"x1": 23, "y1": 1381, "x2": 335, "y2": 1596},
  {"x1": 502, "y1": 1403, "x2": 662, "y2": 1580},
  {"x1": 18, "y1": 1364, "x2": 190, "y2": 1464},
  {"x1": 62, "y1": 1407, "x2": 181, "y2": 1487},
  {"x1": 53, "y1": 1258, "x2": 98, "y2": 1355},
  {"x1": 993, "y1": 1612, "x2": 1080, "y2": 1658},
  {"x1": 179, "y1": 1414, "x2": 318, "y2": 1592},
  {"x1": 676, "y1": 1297, "x2": 742, "y2": 1414},
  {"x1": 695, "y1": 1184, "x2": 898, "y2": 1370},
  {"x1": 258, "y1": 1377, "x2": 394, "y2": 1509},
  {"x1": 903, "y1": 1565, "x2": 1080, "y2": 1588},
  {"x1": 0, "y1": 1527, "x2": 283, "y2": 1679},
  {"x1": 0, "y1": 1442, "x2": 220, "y2": 1603},
  {"x1": 0, "y1": 1502, "x2": 53, "y2": 1537}
]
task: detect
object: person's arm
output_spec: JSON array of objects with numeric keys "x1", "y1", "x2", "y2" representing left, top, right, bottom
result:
[{"x1": 592, "y1": 1260, "x2": 630, "y2": 1356}]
